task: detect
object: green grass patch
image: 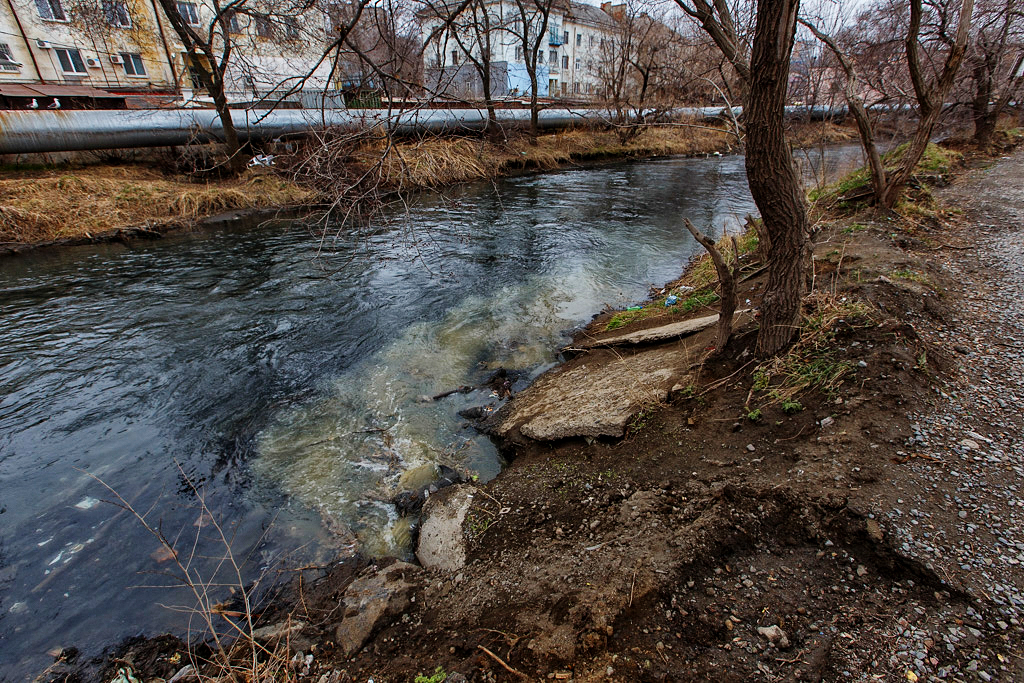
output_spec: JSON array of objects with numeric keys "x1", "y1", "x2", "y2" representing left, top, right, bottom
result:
[
  {"x1": 681, "y1": 290, "x2": 720, "y2": 312},
  {"x1": 809, "y1": 143, "x2": 962, "y2": 211},
  {"x1": 415, "y1": 666, "x2": 447, "y2": 683},
  {"x1": 751, "y1": 295, "x2": 876, "y2": 407},
  {"x1": 891, "y1": 268, "x2": 929, "y2": 284}
]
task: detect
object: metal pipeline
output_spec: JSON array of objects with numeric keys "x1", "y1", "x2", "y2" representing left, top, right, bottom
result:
[{"x1": 0, "y1": 105, "x2": 844, "y2": 155}]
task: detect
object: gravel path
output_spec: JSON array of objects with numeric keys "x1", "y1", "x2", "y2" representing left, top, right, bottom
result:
[{"x1": 867, "y1": 148, "x2": 1024, "y2": 681}]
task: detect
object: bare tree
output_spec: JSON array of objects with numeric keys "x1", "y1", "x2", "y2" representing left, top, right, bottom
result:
[
  {"x1": 673, "y1": 0, "x2": 753, "y2": 103},
  {"x1": 802, "y1": 0, "x2": 976, "y2": 209},
  {"x1": 154, "y1": 0, "x2": 370, "y2": 173},
  {"x1": 744, "y1": 0, "x2": 811, "y2": 355},
  {"x1": 880, "y1": 0, "x2": 975, "y2": 207},
  {"x1": 800, "y1": 16, "x2": 888, "y2": 202},
  {"x1": 510, "y1": 0, "x2": 555, "y2": 142},
  {"x1": 965, "y1": 0, "x2": 1024, "y2": 146},
  {"x1": 594, "y1": 1, "x2": 692, "y2": 142},
  {"x1": 420, "y1": 0, "x2": 504, "y2": 138}
]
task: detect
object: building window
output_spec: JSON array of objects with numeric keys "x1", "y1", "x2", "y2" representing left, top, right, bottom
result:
[
  {"x1": 54, "y1": 47, "x2": 87, "y2": 74},
  {"x1": 177, "y1": 1, "x2": 199, "y2": 25},
  {"x1": 451, "y1": 49, "x2": 459, "y2": 65},
  {"x1": 574, "y1": 58, "x2": 580, "y2": 70},
  {"x1": 223, "y1": 9, "x2": 241, "y2": 33},
  {"x1": 102, "y1": 0, "x2": 131, "y2": 27},
  {"x1": 515, "y1": 45, "x2": 523, "y2": 60},
  {"x1": 0, "y1": 43, "x2": 20, "y2": 72},
  {"x1": 589, "y1": 35, "x2": 594, "y2": 47},
  {"x1": 576, "y1": 33, "x2": 581, "y2": 46},
  {"x1": 573, "y1": 82, "x2": 580, "y2": 93},
  {"x1": 549, "y1": 50, "x2": 557, "y2": 65},
  {"x1": 255, "y1": 15, "x2": 273, "y2": 37},
  {"x1": 538, "y1": 50, "x2": 544, "y2": 64},
  {"x1": 562, "y1": 55, "x2": 568, "y2": 69},
  {"x1": 34, "y1": 0, "x2": 67, "y2": 21},
  {"x1": 562, "y1": 30, "x2": 568, "y2": 43},
  {"x1": 120, "y1": 52, "x2": 146, "y2": 76}
]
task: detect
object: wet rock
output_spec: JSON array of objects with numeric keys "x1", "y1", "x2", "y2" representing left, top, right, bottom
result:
[
  {"x1": 393, "y1": 466, "x2": 465, "y2": 516},
  {"x1": 417, "y1": 485, "x2": 475, "y2": 571},
  {"x1": 457, "y1": 405, "x2": 490, "y2": 420},
  {"x1": 334, "y1": 562, "x2": 420, "y2": 657}
]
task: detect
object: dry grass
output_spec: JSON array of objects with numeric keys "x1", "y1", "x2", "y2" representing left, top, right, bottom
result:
[
  {"x1": 0, "y1": 165, "x2": 314, "y2": 244},
  {"x1": 749, "y1": 293, "x2": 877, "y2": 407},
  {"x1": 367, "y1": 123, "x2": 734, "y2": 191},
  {"x1": 785, "y1": 120, "x2": 858, "y2": 148},
  {"x1": 2, "y1": 123, "x2": 732, "y2": 246}
]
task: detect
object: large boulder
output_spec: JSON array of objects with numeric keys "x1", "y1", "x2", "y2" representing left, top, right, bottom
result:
[
  {"x1": 416, "y1": 485, "x2": 474, "y2": 572},
  {"x1": 334, "y1": 562, "x2": 420, "y2": 657}
]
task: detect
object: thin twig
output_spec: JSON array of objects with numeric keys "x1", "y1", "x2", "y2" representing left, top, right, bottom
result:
[{"x1": 477, "y1": 645, "x2": 528, "y2": 679}]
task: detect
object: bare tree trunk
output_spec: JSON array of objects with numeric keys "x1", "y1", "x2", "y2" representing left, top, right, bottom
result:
[
  {"x1": 684, "y1": 219, "x2": 737, "y2": 352},
  {"x1": 529, "y1": 88, "x2": 540, "y2": 143},
  {"x1": 745, "y1": 0, "x2": 810, "y2": 357},
  {"x1": 800, "y1": 19, "x2": 886, "y2": 202},
  {"x1": 973, "y1": 53, "x2": 1024, "y2": 148},
  {"x1": 881, "y1": 0, "x2": 975, "y2": 209},
  {"x1": 211, "y1": 86, "x2": 246, "y2": 174}
]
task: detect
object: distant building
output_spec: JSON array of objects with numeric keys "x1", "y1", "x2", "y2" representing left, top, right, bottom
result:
[
  {"x1": 419, "y1": 0, "x2": 620, "y2": 100},
  {"x1": 0, "y1": 0, "x2": 418, "y2": 108},
  {"x1": 0, "y1": 0, "x2": 179, "y2": 106}
]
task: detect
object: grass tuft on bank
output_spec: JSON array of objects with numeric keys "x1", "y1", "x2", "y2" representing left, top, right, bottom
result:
[
  {"x1": 808, "y1": 142, "x2": 962, "y2": 211},
  {"x1": 372, "y1": 123, "x2": 734, "y2": 191}
]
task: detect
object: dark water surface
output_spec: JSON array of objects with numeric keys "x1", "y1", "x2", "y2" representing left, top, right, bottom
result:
[{"x1": 0, "y1": 147, "x2": 864, "y2": 678}]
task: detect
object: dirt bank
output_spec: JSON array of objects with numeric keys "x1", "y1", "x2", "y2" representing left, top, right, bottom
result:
[
  {"x1": 1, "y1": 119, "x2": 851, "y2": 255},
  {"x1": 46, "y1": 134, "x2": 1024, "y2": 683}
]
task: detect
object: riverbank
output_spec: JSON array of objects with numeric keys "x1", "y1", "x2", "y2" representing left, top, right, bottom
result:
[
  {"x1": 0, "y1": 119, "x2": 853, "y2": 254},
  {"x1": 51, "y1": 133, "x2": 1024, "y2": 682}
]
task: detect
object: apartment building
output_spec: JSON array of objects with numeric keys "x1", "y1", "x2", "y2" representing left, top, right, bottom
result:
[
  {"x1": 420, "y1": 0, "x2": 620, "y2": 100},
  {"x1": 0, "y1": 0, "x2": 414, "y2": 108},
  {"x1": 0, "y1": 0, "x2": 180, "y2": 105}
]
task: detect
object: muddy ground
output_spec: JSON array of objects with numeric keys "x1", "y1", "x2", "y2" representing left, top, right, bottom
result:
[{"x1": 48, "y1": 139, "x2": 1024, "y2": 683}]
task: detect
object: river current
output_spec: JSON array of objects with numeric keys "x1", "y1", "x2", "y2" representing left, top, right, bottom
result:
[{"x1": 0, "y1": 147, "x2": 863, "y2": 678}]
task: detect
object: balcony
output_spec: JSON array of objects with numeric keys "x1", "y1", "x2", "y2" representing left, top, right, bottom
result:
[{"x1": 548, "y1": 30, "x2": 563, "y2": 46}]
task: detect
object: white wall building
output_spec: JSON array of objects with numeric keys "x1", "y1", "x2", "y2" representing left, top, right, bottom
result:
[
  {"x1": 0, "y1": 0, "x2": 359, "y2": 107},
  {"x1": 420, "y1": 0, "x2": 621, "y2": 100}
]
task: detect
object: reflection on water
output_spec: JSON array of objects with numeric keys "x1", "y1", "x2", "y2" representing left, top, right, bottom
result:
[{"x1": 0, "y1": 145, "x2": 866, "y2": 678}]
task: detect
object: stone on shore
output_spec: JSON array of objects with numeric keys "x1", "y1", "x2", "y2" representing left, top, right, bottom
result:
[
  {"x1": 334, "y1": 562, "x2": 420, "y2": 657},
  {"x1": 416, "y1": 485, "x2": 474, "y2": 572}
]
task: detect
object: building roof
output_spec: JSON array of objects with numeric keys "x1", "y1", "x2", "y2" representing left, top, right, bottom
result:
[{"x1": 566, "y1": 1, "x2": 615, "y2": 28}]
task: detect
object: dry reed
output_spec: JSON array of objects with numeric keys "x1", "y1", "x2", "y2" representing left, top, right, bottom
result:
[{"x1": 0, "y1": 166, "x2": 313, "y2": 244}]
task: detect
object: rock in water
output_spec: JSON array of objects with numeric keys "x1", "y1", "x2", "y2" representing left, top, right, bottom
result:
[{"x1": 416, "y1": 485, "x2": 474, "y2": 571}]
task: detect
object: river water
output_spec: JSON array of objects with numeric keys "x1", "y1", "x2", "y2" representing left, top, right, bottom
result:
[{"x1": 0, "y1": 146, "x2": 864, "y2": 678}]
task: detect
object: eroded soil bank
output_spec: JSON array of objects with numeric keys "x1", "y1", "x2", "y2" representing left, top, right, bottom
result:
[{"x1": 45, "y1": 137, "x2": 1024, "y2": 683}]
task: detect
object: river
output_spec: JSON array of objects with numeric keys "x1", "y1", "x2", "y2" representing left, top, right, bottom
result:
[{"x1": 0, "y1": 146, "x2": 864, "y2": 678}]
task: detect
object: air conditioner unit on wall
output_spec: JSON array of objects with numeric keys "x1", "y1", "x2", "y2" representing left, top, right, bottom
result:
[
  {"x1": 35, "y1": 39, "x2": 51, "y2": 49},
  {"x1": 85, "y1": 57, "x2": 101, "y2": 68},
  {"x1": 110, "y1": 54, "x2": 124, "y2": 64}
]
